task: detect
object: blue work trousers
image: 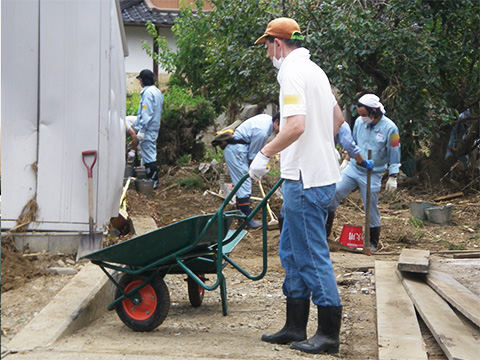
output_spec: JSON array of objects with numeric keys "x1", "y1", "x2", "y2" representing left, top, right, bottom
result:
[
  {"x1": 279, "y1": 178, "x2": 341, "y2": 307},
  {"x1": 329, "y1": 163, "x2": 381, "y2": 228},
  {"x1": 224, "y1": 144, "x2": 251, "y2": 199}
]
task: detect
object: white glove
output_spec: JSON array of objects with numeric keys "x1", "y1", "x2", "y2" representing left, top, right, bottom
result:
[
  {"x1": 127, "y1": 149, "x2": 136, "y2": 160},
  {"x1": 137, "y1": 132, "x2": 145, "y2": 141},
  {"x1": 249, "y1": 151, "x2": 271, "y2": 181},
  {"x1": 386, "y1": 176, "x2": 397, "y2": 192},
  {"x1": 340, "y1": 159, "x2": 349, "y2": 171}
]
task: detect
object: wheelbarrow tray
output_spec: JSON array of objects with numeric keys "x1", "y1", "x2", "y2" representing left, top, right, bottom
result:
[{"x1": 83, "y1": 212, "x2": 237, "y2": 268}]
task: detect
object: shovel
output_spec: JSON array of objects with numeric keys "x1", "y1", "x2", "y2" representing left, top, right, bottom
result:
[
  {"x1": 76, "y1": 150, "x2": 103, "y2": 261},
  {"x1": 363, "y1": 149, "x2": 372, "y2": 255},
  {"x1": 257, "y1": 180, "x2": 279, "y2": 230}
]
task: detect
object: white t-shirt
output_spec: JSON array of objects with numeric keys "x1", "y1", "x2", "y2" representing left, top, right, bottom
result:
[{"x1": 277, "y1": 48, "x2": 341, "y2": 189}]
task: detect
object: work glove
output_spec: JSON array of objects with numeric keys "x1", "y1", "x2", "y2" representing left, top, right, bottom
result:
[
  {"x1": 386, "y1": 176, "x2": 398, "y2": 192},
  {"x1": 127, "y1": 149, "x2": 136, "y2": 161},
  {"x1": 137, "y1": 132, "x2": 145, "y2": 141},
  {"x1": 340, "y1": 159, "x2": 349, "y2": 171},
  {"x1": 249, "y1": 151, "x2": 270, "y2": 181},
  {"x1": 358, "y1": 159, "x2": 374, "y2": 170}
]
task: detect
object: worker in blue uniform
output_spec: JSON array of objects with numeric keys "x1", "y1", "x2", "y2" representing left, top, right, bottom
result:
[
  {"x1": 328, "y1": 94, "x2": 401, "y2": 252},
  {"x1": 224, "y1": 113, "x2": 280, "y2": 229},
  {"x1": 136, "y1": 69, "x2": 163, "y2": 187}
]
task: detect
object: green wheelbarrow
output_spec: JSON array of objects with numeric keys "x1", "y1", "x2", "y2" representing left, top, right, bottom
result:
[{"x1": 82, "y1": 174, "x2": 283, "y2": 332}]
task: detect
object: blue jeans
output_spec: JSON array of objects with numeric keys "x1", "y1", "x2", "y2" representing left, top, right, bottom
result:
[{"x1": 279, "y1": 178, "x2": 341, "y2": 307}]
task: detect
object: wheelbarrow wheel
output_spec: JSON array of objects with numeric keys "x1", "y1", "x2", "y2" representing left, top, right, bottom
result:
[
  {"x1": 187, "y1": 273, "x2": 205, "y2": 308},
  {"x1": 115, "y1": 274, "x2": 170, "y2": 332}
]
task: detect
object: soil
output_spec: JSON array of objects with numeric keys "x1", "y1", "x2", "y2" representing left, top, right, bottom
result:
[{"x1": 1, "y1": 163, "x2": 479, "y2": 359}]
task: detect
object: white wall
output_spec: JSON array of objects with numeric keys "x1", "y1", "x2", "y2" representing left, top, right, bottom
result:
[
  {"x1": 1, "y1": 0, "x2": 126, "y2": 234},
  {"x1": 124, "y1": 25, "x2": 176, "y2": 74}
]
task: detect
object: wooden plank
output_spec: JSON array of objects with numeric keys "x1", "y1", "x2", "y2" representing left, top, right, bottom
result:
[
  {"x1": 398, "y1": 249, "x2": 430, "y2": 273},
  {"x1": 433, "y1": 192, "x2": 463, "y2": 202},
  {"x1": 375, "y1": 261, "x2": 428, "y2": 360},
  {"x1": 426, "y1": 270, "x2": 480, "y2": 327},
  {"x1": 453, "y1": 252, "x2": 480, "y2": 259},
  {"x1": 398, "y1": 271, "x2": 480, "y2": 360}
]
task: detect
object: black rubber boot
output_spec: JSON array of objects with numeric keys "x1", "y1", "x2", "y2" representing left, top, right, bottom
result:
[
  {"x1": 370, "y1": 227, "x2": 381, "y2": 252},
  {"x1": 290, "y1": 305, "x2": 342, "y2": 354},
  {"x1": 261, "y1": 298, "x2": 310, "y2": 344},
  {"x1": 326, "y1": 211, "x2": 335, "y2": 238},
  {"x1": 237, "y1": 197, "x2": 261, "y2": 229}
]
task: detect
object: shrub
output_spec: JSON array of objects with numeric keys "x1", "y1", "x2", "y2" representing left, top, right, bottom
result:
[{"x1": 157, "y1": 85, "x2": 216, "y2": 166}]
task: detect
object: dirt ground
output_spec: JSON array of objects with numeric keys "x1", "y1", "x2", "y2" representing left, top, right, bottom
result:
[{"x1": 1, "y1": 163, "x2": 479, "y2": 359}]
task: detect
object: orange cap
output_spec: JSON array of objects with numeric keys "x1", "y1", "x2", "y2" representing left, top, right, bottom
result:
[{"x1": 254, "y1": 17, "x2": 303, "y2": 44}]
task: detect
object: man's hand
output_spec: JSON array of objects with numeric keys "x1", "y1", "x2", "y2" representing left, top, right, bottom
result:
[
  {"x1": 249, "y1": 151, "x2": 271, "y2": 181},
  {"x1": 359, "y1": 159, "x2": 374, "y2": 170},
  {"x1": 386, "y1": 176, "x2": 397, "y2": 192},
  {"x1": 137, "y1": 132, "x2": 145, "y2": 141}
]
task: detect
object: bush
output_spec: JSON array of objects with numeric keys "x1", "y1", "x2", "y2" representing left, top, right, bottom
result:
[
  {"x1": 157, "y1": 85, "x2": 216, "y2": 166},
  {"x1": 126, "y1": 92, "x2": 141, "y2": 116}
]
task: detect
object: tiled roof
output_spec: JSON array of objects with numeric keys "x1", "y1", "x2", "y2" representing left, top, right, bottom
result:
[{"x1": 121, "y1": 0, "x2": 179, "y2": 26}]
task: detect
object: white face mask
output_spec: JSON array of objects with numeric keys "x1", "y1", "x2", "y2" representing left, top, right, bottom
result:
[
  {"x1": 272, "y1": 43, "x2": 284, "y2": 70},
  {"x1": 361, "y1": 116, "x2": 373, "y2": 124}
]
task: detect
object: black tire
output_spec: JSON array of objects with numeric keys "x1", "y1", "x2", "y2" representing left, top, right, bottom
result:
[
  {"x1": 115, "y1": 274, "x2": 170, "y2": 332},
  {"x1": 187, "y1": 273, "x2": 205, "y2": 307}
]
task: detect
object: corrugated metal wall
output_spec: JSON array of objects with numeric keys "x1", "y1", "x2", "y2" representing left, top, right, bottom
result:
[{"x1": 1, "y1": 0, "x2": 126, "y2": 234}]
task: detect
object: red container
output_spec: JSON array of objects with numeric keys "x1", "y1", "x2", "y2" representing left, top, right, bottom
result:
[{"x1": 339, "y1": 225, "x2": 363, "y2": 249}]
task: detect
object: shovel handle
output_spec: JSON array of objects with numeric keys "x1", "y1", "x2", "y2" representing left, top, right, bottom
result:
[{"x1": 82, "y1": 150, "x2": 97, "y2": 178}]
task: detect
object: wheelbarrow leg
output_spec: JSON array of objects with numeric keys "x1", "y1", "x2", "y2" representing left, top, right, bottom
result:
[{"x1": 220, "y1": 274, "x2": 228, "y2": 316}]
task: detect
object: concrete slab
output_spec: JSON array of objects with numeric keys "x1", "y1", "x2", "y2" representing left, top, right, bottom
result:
[{"x1": 7, "y1": 262, "x2": 115, "y2": 352}]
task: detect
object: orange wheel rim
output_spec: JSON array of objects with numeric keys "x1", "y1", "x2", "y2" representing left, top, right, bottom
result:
[{"x1": 122, "y1": 280, "x2": 157, "y2": 321}]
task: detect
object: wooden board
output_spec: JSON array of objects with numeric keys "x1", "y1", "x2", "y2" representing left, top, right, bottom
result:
[
  {"x1": 426, "y1": 270, "x2": 480, "y2": 327},
  {"x1": 398, "y1": 249, "x2": 430, "y2": 273},
  {"x1": 375, "y1": 261, "x2": 427, "y2": 360},
  {"x1": 398, "y1": 271, "x2": 480, "y2": 360},
  {"x1": 433, "y1": 192, "x2": 463, "y2": 202}
]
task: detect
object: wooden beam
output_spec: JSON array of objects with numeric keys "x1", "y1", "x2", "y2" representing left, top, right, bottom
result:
[
  {"x1": 426, "y1": 270, "x2": 480, "y2": 327},
  {"x1": 433, "y1": 192, "x2": 463, "y2": 202},
  {"x1": 398, "y1": 249, "x2": 430, "y2": 274},
  {"x1": 375, "y1": 261, "x2": 427, "y2": 360},
  {"x1": 398, "y1": 271, "x2": 480, "y2": 360}
]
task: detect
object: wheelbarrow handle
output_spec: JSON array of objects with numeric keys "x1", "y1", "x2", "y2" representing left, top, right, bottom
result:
[{"x1": 82, "y1": 150, "x2": 98, "y2": 178}]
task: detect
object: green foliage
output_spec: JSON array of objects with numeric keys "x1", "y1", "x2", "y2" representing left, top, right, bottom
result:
[
  {"x1": 408, "y1": 216, "x2": 424, "y2": 228},
  {"x1": 157, "y1": 85, "x2": 216, "y2": 165},
  {"x1": 292, "y1": 0, "x2": 479, "y2": 176},
  {"x1": 177, "y1": 154, "x2": 192, "y2": 166},
  {"x1": 142, "y1": 0, "x2": 478, "y2": 180},
  {"x1": 177, "y1": 176, "x2": 206, "y2": 190},
  {"x1": 126, "y1": 92, "x2": 141, "y2": 116}
]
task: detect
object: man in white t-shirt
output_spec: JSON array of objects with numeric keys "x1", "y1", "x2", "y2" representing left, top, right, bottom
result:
[{"x1": 250, "y1": 17, "x2": 343, "y2": 355}]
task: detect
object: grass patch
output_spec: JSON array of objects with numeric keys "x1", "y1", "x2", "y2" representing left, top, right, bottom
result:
[
  {"x1": 408, "y1": 216, "x2": 424, "y2": 228},
  {"x1": 177, "y1": 176, "x2": 205, "y2": 190}
]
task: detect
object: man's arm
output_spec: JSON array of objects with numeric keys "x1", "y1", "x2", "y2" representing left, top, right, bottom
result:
[
  {"x1": 128, "y1": 127, "x2": 138, "y2": 151},
  {"x1": 261, "y1": 115, "x2": 305, "y2": 157},
  {"x1": 333, "y1": 104, "x2": 344, "y2": 137}
]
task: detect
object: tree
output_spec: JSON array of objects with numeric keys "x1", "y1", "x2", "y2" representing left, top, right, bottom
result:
[
  {"x1": 292, "y1": 0, "x2": 479, "y2": 181},
  {"x1": 144, "y1": 0, "x2": 479, "y2": 182}
]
